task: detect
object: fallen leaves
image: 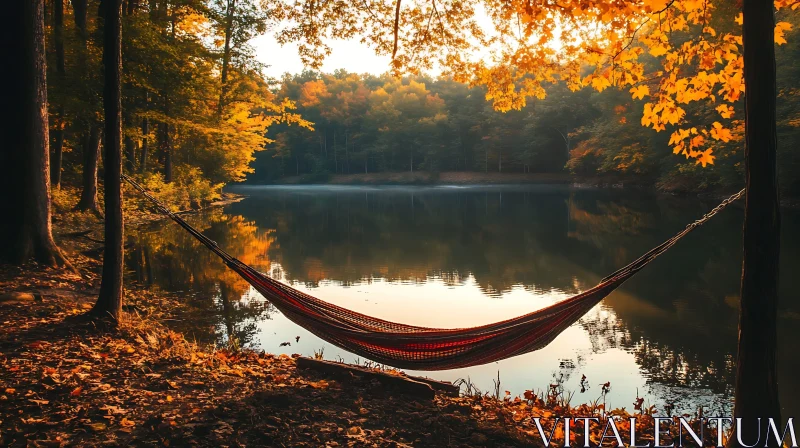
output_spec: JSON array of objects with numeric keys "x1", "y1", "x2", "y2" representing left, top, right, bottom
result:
[
  {"x1": 86, "y1": 422, "x2": 107, "y2": 432},
  {"x1": 100, "y1": 404, "x2": 128, "y2": 415}
]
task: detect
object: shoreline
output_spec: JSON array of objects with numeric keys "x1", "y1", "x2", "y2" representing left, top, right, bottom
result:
[
  {"x1": 255, "y1": 171, "x2": 646, "y2": 187},
  {"x1": 242, "y1": 172, "x2": 800, "y2": 208}
]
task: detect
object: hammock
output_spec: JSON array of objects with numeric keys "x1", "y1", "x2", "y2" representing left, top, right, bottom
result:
[{"x1": 124, "y1": 175, "x2": 744, "y2": 371}]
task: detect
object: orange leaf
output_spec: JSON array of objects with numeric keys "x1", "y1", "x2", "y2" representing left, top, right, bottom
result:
[
  {"x1": 71, "y1": 387, "x2": 83, "y2": 397},
  {"x1": 696, "y1": 149, "x2": 716, "y2": 167},
  {"x1": 120, "y1": 418, "x2": 135, "y2": 427}
]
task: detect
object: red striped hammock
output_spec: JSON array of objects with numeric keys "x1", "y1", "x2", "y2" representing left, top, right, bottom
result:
[{"x1": 124, "y1": 175, "x2": 743, "y2": 371}]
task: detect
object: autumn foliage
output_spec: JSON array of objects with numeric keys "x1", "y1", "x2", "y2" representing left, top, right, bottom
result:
[{"x1": 273, "y1": 0, "x2": 797, "y2": 167}]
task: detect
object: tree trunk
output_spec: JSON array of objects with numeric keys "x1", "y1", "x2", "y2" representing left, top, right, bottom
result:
[
  {"x1": 217, "y1": 0, "x2": 236, "y2": 118},
  {"x1": 159, "y1": 94, "x2": 172, "y2": 182},
  {"x1": 140, "y1": 113, "x2": 149, "y2": 173},
  {"x1": 77, "y1": 125, "x2": 102, "y2": 213},
  {"x1": 51, "y1": 127, "x2": 64, "y2": 188},
  {"x1": 124, "y1": 135, "x2": 136, "y2": 172},
  {"x1": 72, "y1": 0, "x2": 88, "y2": 39},
  {"x1": 92, "y1": 0, "x2": 124, "y2": 322},
  {"x1": 51, "y1": 0, "x2": 66, "y2": 189},
  {"x1": 125, "y1": 0, "x2": 139, "y2": 15},
  {"x1": 1, "y1": 0, "x2": 67, "y2": 266},
  {"x1": 729, "y1": 0, "x2": 782, "y2": 446},
  {"x1": 333, "y1": 131, "x2": 338, "y2": 173},
  {"x1": 164, "y1": 123, "x2": 172, "y2": 182}
]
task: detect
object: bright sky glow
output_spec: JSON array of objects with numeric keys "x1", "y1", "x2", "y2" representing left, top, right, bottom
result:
[
  {"x1": 252, "y1": 32, "x2": 393, "y2": 79},
  {"x1": 252, "y1": 20, "x2": 570, "y2": 80}
]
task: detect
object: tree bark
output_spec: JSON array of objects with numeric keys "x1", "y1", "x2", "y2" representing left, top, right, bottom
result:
[
  {"x1": 1, "y1": 0, "x2": 68, "y2": 266},
  {"x1": 51, "y1": 0, "x2": 66, "y2": 189},
  {"x1": 160, "y1": 95, "x2": 172, "y2": 182},
  {"x1": 140, "y1": 100, "x2": 149, "y2": 173},
  {"x1": 729, "y1": 1, "x2": 782, "y2": 446},
  {"x1": 92, "y1": 0, "x2": 124, "y2": 322},
  {"x1": 77, "y1": 126, "x2": 102, "y2": 213},
  {"x1": 51, "y1": 127, "x2": 64, "y2": 188},
  {"x1": 124, "y1": 134, "x2": 136, "y2": 172},
  {"x1": 217, "y1": 0, "x2": 236, "y2": 118},
  {"x1": 161, "y1": 122, "x2": 172, "y2": 182}
]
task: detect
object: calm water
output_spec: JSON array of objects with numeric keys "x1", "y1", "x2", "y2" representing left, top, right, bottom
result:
[{"x1": 126, "y1": 185, "x2": 800, "y2": 416}]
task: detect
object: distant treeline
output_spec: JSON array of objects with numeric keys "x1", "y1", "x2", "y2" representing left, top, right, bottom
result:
[{"x1": 253, "y1": 40, "x2": 800, "y2": 194}]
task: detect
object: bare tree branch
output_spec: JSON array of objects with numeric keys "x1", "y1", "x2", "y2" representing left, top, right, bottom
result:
[{"x1": 392, "y1": 0, "x2": 402, "y2": 59}]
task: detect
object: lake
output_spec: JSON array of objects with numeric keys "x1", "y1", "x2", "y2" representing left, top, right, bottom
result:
[{"x1": 126, "y1": 184, "x2": 800, "y2": 417}]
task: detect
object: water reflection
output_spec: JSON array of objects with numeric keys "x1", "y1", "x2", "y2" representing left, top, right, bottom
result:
[
  {"x1": 129, "y1": 211, "x2": 277, "y2": 347},
  {"x1": 126, "y1": 185, "x2": 800, "y2": 416}
]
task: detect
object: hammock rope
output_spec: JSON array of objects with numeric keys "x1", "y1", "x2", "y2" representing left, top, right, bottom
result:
[{"x1": 123, "y1": 174, "x2": 744, "y2": 371}]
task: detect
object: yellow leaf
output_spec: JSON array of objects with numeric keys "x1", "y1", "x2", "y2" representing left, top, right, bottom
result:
[
  {"x1": 630, "y1": 85, "x2": 650, "y2": 100},
  {"x1": 591, "y1": 75, "x2": 612, "y2": 92},
  {"x1": 649, "y1": 44, "x2": 669, "y2": 57},
  {"x1": 735, "y1": 13, "x2": 743, "y2": 26}
]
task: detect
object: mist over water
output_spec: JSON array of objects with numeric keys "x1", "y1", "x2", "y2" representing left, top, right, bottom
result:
[{"x1": 126, "y1": 185, "x2": 800, "y2": 416}]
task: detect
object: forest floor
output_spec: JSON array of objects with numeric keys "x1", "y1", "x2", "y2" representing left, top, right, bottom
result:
[{"x1": 0, "y1": 197, "x2": 716, "y2": 447}]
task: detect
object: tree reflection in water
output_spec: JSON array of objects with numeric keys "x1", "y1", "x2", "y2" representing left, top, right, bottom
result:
[
  {"x1": 128, "y1": 210, "x2": 277, "y2": 348},
  {"x1": 127, "y1": 185, "x2": 800, "y2": 416}
]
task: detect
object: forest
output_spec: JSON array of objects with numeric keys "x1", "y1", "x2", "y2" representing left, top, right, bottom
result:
[
  {"x1": 41, "y1": 0, "x2": 309, "y2": 211},
  {"x1": 256, "y1": 36, "x2": 800, "y2": 194},
  {"x1": 1, "y1": 0, "x2": 795, "y2": 445},
  {"x1": 37, "y1": 0, "x2": 800, "y2": 199}
]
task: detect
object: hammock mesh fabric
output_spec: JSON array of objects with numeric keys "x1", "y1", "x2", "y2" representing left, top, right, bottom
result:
[{"x1": 124, "y1": 175, "x2": 743, "y2": 371}]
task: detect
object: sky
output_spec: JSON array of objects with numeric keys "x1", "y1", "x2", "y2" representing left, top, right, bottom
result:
[{"x1": 252, "y1": 32, "x2": 393, "y2": 79}]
